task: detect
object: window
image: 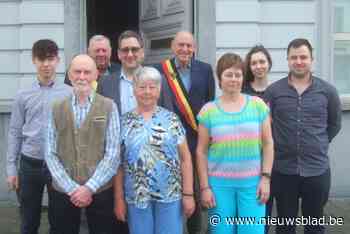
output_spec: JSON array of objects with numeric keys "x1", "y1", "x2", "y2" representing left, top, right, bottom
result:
[{"x1": 333, "y1": 0, "x2": 350, "y2": 109}]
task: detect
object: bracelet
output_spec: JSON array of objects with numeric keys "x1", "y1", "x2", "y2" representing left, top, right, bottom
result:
[
  {"x1": 182, "y1": 192, "x2": 194, "y2": 197},
  {"x1": 261, "y1": 172, "x2": 271, "y2": 179},
  {"x1": 200, "y1": 186, "x2": 211, "y2": 192}
]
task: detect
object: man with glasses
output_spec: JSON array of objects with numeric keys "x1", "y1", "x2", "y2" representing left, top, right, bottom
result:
[
  {"x1": 97, "y1": 30, "x2": 144, "y2": 234},
  {"x1": 98, "y1": 30, "x2": 174, "y2": 233},
  {"x1": 98, "y1": 30, "x2": 145, "y2": 115}
]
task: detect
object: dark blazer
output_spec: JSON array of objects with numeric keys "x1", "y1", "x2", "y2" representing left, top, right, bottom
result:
[
  {"x1": 154, "y1": 58, "x2": 216, "y2": 155},
  {"x1": 96, "y1": 67, "x2": 173, "y2": 114},
  {"x1": 64, "y1": 62, "x2": 121, "y2": 86}
]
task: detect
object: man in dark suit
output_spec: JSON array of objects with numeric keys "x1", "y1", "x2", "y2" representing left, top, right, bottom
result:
[
  {"x1": 155, "y1": 31, "x2": 216, "y2": 234},
  {"x1": 97, "y1": 30, "x2": 148, "y2": 234},
  {"x1": 97, "y1": 31, "x2": 143, "y2": 115},
  {"x1": 97, "y1": 30, "x2": 172, "y2": 115},
  {"x1": 64, "y1": 35, "x2": 120, "y2": 88},
  {"x1": 97, "y1": 30, "x2": 174, "y2": 234}
]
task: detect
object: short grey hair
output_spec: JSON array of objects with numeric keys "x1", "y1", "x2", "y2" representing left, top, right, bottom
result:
[
  {"x1": 88, "y1": 35, "x2": 111, "y2": 49},
  {"x1": 134, "y1": 66, "x2": 162, "y2": 87}
]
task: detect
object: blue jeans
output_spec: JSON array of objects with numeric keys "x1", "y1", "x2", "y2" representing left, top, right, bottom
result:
[
  {"x1": 127, "y1": 200, "x2": 183, "y2": 234},
  {"x1": 18, "y1": 155, "x2": 53, "y2": 234},
  {"x1": 208, "y1": 185, "x2": 265, "y2": 234}
]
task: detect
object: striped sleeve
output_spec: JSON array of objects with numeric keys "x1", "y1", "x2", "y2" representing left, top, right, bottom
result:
[
  {"x1": 85, "y1": 102, "x2": 120, "y2": 193},
  {"x1": 253, "y1": 96, "x2": 270, "y2": 123},
  {"x1": 45, "y1": 109, "x2": 79, "y2": 194}
]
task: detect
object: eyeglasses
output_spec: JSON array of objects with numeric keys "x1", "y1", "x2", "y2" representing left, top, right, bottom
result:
[{"x1": 119, "y1": 47, "x2": 142, "y2": 54}]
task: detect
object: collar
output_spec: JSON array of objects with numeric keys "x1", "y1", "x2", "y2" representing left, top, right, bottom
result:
[
  {"x1": 104, "y1": 63, "x2": 113, "y2": 74},
  {"x1": 72, "y1": 90, "x2": 95, "y2": 105},
  {"x1": 120, "y1": 69, "x2": 128, "y2": 81},
  {"x1": 174, "y1": 57, "x2": 191, "y2": 70},
  {"x1": 35, "y1": 78, "x2": 56, "y2": 88},
  {"x1": 120, "y1": 66, "x2": 142, "y2": 82},
  {"x1": 287, "y1": 73, "x2": 314, "y2": 88},
  {"x1": 97, "y1": 63, "x2": 113, "y2": 77}
]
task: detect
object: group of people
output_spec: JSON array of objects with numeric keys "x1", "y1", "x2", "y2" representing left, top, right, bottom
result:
[{"x1": 6, "y1": 29, "x2": 341, "y2": 234}]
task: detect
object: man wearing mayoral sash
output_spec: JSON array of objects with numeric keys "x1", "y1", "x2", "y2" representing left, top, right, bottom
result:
[{"x1": 156, "y1": 31, "x2": 216, "y2": 234}]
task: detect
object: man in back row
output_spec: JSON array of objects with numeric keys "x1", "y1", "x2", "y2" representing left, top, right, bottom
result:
[
  {"x1": 98, "y1": 30, "x2": 144, "y2": 115},
  {"x1": 97, "y1": 30, "x2": 146, "y2": 234},
  {"x1": 65, "y1": 35, "x2": 120, "y2": 89},
  {"x1": 98, "y1": 30, "x2": 216, "y2": 234},
  {"x1": 155, "y1": 31, "x2": 216, "y2": 234},
  {"x1": 97, "y1": 29, "x2": 177, "y2": 233}
]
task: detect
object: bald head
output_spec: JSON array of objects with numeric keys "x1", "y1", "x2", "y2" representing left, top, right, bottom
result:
[
  {"x1": 173, "y1": 31, "x2": 195, "y2": 44},
  {"x1": 70, "y1": 54, "x2": 96, "y2": 69},
  {"x1": 69, "y1": 54, "x2": 98, "y2": 92},
  {"x1": 171, "y1": 31, "x2": 196, "y2": 67}
]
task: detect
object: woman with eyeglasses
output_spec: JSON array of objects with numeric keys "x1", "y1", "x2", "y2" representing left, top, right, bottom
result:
[{"x1": 196, "y1": 53, "x2": 274, "y2": 234}]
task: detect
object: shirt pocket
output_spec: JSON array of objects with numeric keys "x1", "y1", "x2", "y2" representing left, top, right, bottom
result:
[{"x1": 91, "y1": 116, "x2": 107, "y2": 146}]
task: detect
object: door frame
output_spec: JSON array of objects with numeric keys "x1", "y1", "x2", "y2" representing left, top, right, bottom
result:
[
  {"x1": 195, "y1": 0, "x2": 216, "y2": 66},
  {"x1": 64, "y1": 0, "x2": 87, "y2": 67},
  {"x1": 64, "y1": 0, "x2": 216, "y2": 68}
]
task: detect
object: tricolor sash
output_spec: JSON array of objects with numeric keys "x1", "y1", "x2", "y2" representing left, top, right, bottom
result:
[{"x1": 161, "y1": 59, "x2": 197, "y2": 131}]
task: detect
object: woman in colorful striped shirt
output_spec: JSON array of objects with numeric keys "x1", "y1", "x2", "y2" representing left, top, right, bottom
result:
[{"x1": 196, "y1": 53, "x2": 274, "y2": 234}]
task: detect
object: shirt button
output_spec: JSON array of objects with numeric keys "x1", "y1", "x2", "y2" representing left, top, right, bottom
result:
[{"x1": 297, "y1": 119, "x2": 301, "y2": 122}]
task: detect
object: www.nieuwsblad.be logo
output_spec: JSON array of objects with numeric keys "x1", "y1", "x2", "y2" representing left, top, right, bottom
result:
[{"x1": 209, "y1": 214, "x2": 344, "y2": 226}]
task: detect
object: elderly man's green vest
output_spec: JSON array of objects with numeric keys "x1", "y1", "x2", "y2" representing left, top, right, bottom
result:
[{"x1": 52, "y1": 93, "x2": 114, "y2": 193}]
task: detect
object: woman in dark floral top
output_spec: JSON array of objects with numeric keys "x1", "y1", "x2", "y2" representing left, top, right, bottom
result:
[
  {"x1": 243, "y1": 45, "x2": 273, "y2": 234},
  {"x1": 242, "y1": 45, "x2": 272, "y2": 99}
]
